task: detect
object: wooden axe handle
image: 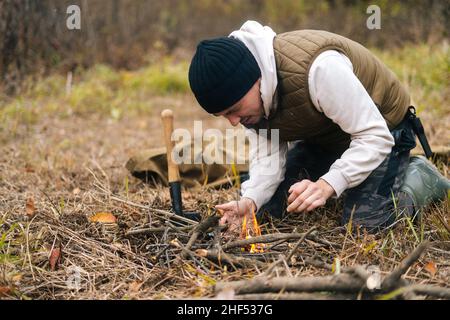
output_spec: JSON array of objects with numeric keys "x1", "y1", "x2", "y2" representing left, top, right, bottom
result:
[{"x1": 161, "y1": 109, "x2": 181, "y2": 183}]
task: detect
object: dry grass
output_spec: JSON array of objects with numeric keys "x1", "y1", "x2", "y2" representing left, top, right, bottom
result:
[
  {"x1": 0, "y1": 44, "x2": 449, "y2": 299},
  {"x1": 0, "y1": 93, "x2": 448, "y2": 300}
]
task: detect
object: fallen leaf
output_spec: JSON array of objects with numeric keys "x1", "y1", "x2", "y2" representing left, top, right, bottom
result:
[
  {"x1": 26, "y1": 197, "x2": 36, "y2": 217},
  {"x1": 12, "y1": 274, "x2": 23, "y2": 283},
  {"x1": 424, "y1": 261, "x2": 437, "y2": 276},
  {"x1": 0, "y1": 286, "x2": 12, "y2": 297},
  {"x1": 128, "y1": 281, "x2": 143, "y2": 293},
  {"x1": 49, "y1": 247, "x2": 61, "y2": 271},
  {"x1": 89, "y1": 212, "x2": 117, "y2": 223}
]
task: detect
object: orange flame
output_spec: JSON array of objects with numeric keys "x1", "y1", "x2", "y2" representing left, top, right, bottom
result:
[{"x1": 240, "y1": 207, "x2": 265, "y2": 253}]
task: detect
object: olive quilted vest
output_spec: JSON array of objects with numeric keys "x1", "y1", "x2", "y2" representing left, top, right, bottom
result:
[{"x1": 250, "y1": 30, "x2": 410, "y2": 153}]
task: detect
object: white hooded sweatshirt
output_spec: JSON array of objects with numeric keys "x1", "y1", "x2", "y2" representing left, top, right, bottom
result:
[{"x1": 229, "y1": 21, "x2": 395, "y2": 210}]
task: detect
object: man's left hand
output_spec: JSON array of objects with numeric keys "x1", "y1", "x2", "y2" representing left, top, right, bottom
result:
[{"x1": 287, "y1": 179, "x2": 335, "y2": 213}]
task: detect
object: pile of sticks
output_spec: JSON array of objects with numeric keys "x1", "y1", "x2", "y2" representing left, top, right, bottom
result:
[
  {"x1": 125, "y1": 210, "x2": 450, "y2": 300},
  {"x1": 215, "y1": 242, "x2": 450, "y2": 300}
]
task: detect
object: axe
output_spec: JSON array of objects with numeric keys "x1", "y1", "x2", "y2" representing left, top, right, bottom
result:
[{"x1": 161, "y1": 109, "x2": 201, "y2": 222}]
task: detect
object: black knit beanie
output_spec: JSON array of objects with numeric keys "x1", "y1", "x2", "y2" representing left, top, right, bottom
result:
[{"x1": 188, "y1": 37, "x2": 261, "y2": 114}]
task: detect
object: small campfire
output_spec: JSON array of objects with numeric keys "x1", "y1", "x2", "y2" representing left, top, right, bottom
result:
[{"x1": 240, "y1": 208, "x2": 265, "y2": 253}]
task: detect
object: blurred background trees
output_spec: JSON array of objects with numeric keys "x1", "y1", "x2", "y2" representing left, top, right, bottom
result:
[{"x1": 0, "y1": 0, "x2": 448, "y2": 94}]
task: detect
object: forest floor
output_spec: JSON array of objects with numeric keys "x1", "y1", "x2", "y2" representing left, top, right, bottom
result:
[{"x1": 0, "y1": 44, "x2": 448, "y2": 299}]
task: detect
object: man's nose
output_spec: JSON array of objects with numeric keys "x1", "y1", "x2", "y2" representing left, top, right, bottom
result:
[{"x1": 226, "y1": 115, "x2": 240, "y2": 126}]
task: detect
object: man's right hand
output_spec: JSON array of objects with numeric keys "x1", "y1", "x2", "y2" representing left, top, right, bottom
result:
[{"x1": 215, "y1": 197, "x2": 256, "y2": 231}]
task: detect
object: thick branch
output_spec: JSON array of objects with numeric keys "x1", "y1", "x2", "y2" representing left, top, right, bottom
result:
[
  {"x1": 408, "y1": 284, "x2": 450, "y2": 299},
  {"x1": 185, "y1": 215, "x2": 220, "y2": 250},
  {"x1": 125, "y1": 225, "x2": 192, "y2": 236},
  {"x1": 110, "y1": 195, "x2": 198, "y2": 225},
  {"x1": 235, "y1": 292, "x2": 354, "y2": 300},
  {"x1": 183, "y1": 215, "x2": 220, "y2": 258},
  {"x1": 196, "y1": 249, "x2": 265, "y2": 269},
  {"x1": 382, "y1": 241, "x2": 430, "y2": 290},
  {"x1": 215, "y1": 274, "x2": 366, "y2": 295},
  {"x1": 223, "y1": 232, "x2": 316, "y2": 251}
]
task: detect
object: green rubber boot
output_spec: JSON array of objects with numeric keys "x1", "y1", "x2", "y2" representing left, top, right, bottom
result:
[{"x1": 400, "y1": 155, "x2": 450, "y2": 210}]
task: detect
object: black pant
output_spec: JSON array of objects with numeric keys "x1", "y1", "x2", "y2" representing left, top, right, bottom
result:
[{"x1": 256, "y1": 116, "x2": 417, "y2": 232}]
